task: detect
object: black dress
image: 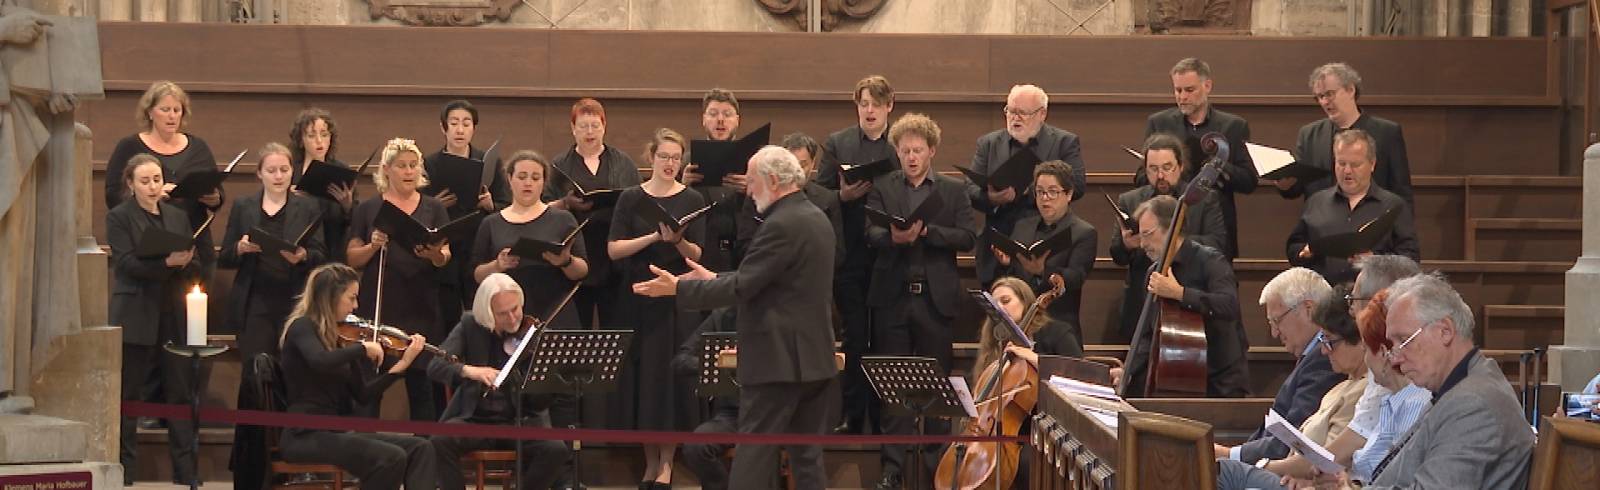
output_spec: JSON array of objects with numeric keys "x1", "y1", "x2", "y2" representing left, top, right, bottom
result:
[
  {"x1": 424, "y1": 147, "x2": 512, "y2": 333},
  {"x1": 470, "y1": 207, "x2": 588, "y2": 328},
  {"x1": 546, "y1": 144, "x2": 641, "y2": 329},
  {"x1": 607, "y1": 185, "x2": 707, "y2": 431},
  {"x1": 347, "y1": 196, "x2": 450, "y2": 421}
]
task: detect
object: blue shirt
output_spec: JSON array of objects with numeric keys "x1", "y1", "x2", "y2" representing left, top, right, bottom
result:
[{"x1": 1351, "y1": 383, "x2": 1432, "y2": 483}]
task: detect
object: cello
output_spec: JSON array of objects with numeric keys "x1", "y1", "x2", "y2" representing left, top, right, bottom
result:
[
  {"x1": 1121, "y1": 133, "x2": 1230, "y2": 397},
  {"x1": 934, "y1": 275, "x2": 1064, "y2": 490}
]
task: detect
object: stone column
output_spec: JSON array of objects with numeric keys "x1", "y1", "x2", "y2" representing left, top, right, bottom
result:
[{"x1": 1551, "y1": 142, "x2": 1600, "y2": 391}]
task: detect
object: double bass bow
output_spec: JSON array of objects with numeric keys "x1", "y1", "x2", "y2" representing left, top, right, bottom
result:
[
  {"x1": 1120, "y1": 133, "x2": 1230, "y2": 397},
  {"x1": 934, "y1": 275, "x2": 1065, "y2": 490}
]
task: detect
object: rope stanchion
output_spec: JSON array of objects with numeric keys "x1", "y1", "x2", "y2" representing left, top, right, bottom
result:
[{"x1": 123, "y1": 401, "x2": 1025, "y2": 446}]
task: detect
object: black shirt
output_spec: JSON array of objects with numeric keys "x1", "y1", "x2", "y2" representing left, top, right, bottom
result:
[
  {"x1": 1285, "y1": 113, "x2": 1413, "y2": 203},
  {"x1": 1286, "y1": 184, "x2": 1421, "y2": 285},
  {"x1": 818, "y1": 125, "x2": 899, "y2": 272},
  {"x1": 347, "y1": 196, "x2": 451, "y2": 341},
  {"x1": 546, "y1": 144, "x2": 641, "y2": 284},
  {"x1": 254, "y1": 207, "x2": 293, "y2": 283},
  {"x1": 1120, "y1": 240, "x2": 1252, "y2": 398},
  {"x1": 279, "y1": 317, "x2": 402, "y2": 416},
  {"x1": 901, "y1": 175, "x2": 935, "y2": 280},
  {"x1": 470, "y1": 207, "x2": 588, "y2": 327},
  {"x1": 1005, "y1": 212, "x2": 1097, "y2": 332}
]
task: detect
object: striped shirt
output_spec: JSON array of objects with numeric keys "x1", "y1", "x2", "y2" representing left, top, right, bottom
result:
[{"x1": 1351, "y1": 382, "x2": 1432, "y2": 483}]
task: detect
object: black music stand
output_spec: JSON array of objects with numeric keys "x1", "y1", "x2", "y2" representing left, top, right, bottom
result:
[
  {"x1": 861, "y1": 356, "x2": 970, "y2": 490},
  {"x1": 697, "y1": 332, "x2": 739, "y2": 398},
  {"x1": 162, "y1": 342, "x2": 228, "y2": 490},
  {"x1": 522, "y1": 329, "x2": 633, "y2": 489}
]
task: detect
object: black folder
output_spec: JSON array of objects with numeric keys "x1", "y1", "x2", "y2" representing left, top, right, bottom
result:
[
  {"x1": 864, "y1": 191, "x2": 945, "y2": 230},
  {"x1": 955, "y1": 147, "x2": 1040, "y2": 192},
  {"x1": 251, "y1": 221, "x2": 319, "y2": 256},
  {"x1": 422, "y1": 154, "x2": 485, "y2": 209},
  {"x1": 839, "y1": 157, "x2": 895, "y2": 184},
  {"x1": 635, "y1": 198, "x2": 715, "y2": 233},
  {"x1": 373, "y1": 201, "x2": 481, "y2": 250},
  {"x1": 1310, "y1": 207, "x2": 1401, "y2": 259},
  {"x1": 509, "y1": 218, "x2": 589, "y2": 259},
  {"x1": 985, "y1": 227, "x2": 1073, "y2": 260},
  {"x1": 132, "y1": 227, "x2": 194, "y2": 258},
  {"x1": 688, "y1": 123, "x2": 772, "y2": 185},
  {"x1": 549, "y1": 166, "x2": 623, "y2": 209},
  {"x1": 1105, "y1": 193, "x2": 1138, "y2": 233},
  {"x1": 169, "y1": 150, "x2": 246, "y2": 200},
  {"x1": 297, "y1": 147, "x2": 378, "y2": 201}
]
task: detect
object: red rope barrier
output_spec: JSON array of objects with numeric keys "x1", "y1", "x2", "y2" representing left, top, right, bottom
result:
[{"x1": 122, "y1": 401, "x2": 1024, "y2": 445}]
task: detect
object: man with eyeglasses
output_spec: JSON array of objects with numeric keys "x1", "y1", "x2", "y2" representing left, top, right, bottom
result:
[
  {"x1": 1286, "y1": 130, "x2": 1420, "y2": 285},
  {"x1": 966, "y1": 84, "x2": 1086, "y2": 287},
  {"x1": 681, "y1": 88, "x2": 749, "y2": 272},
  {"x1": 1117, "y1": 195, "x2": 1250, "y2": 398},
  {"x1": 1275, "y1": 62, "x2": 1413, "y2": 204},
  {"x1": 1211, "y1": 267, "x2": 1346, "y2": 461},
  {"x1": 1140, "y1": 57, "x2": 1257, "y2": 259},
  {"x1": 1310, "y1": 273, "x2": 1533, "y2": 489},
  {"x1": 1111, "y1": 133, "x2": 1228, "y2": 341},
  {"x1": 989, "y1": 160, "x2": 1096, "y2": 344}
]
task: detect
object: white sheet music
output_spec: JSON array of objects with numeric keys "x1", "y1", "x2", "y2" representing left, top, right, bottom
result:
[
  {"x1": 1264, "y1": 409, "x2": 1344, "y2": 474},
  {"x1": 1246, "y1": 142, "x2": 1297, "y2": 177},
  {"x1": 491, "y1": 322, "x2": 540, "y2": 390},
  {"x1": 949, "y1": 376, "x2": 979, "y2": 417},
  {"x1": 1048, "y1": 375, "x2": 1121, "y2": 402}
]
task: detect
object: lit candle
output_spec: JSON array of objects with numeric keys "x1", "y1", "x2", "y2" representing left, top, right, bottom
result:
[{"x1": 185, "y1": 285, "x2": 207, "y2": 347}]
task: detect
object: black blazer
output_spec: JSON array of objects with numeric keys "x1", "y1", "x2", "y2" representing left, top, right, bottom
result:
[
  {"x1": 1109, "y1": 185, "x2": 1228, "y2": 263},
  {"x1": 1142, "y1": 107, "x2": 1258, "y2": 258},
  {"x1": 218, "y1": 192, "x2": 328, "y2": 330},
  {"x1": 678, "y1": 192, "x2": 838, "y2": 385},
  {"x1": 1284, "y1": 114, "x2": 1413, "y2": 203},
  {"x1": 1003, "y1": 213, "x2": 1097, "y2": 331},
  {"x1": 1238, "y1": 346, "x2": 1346, "y2": 462},
  {"x1": 866, "y1": 172, "x2": 978, "y2": 318},
  {"x1": 106, "y1": 200, "x2": 206, "y2": 346},
  {"x1": 737, "y1": 182, "x2": 845, "y2": 269},
  {"x1": 428, "y1": 313, "x2": 555, "y2": 422}
]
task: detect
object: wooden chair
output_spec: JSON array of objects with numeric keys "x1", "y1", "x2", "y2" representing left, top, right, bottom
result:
[
  {"x1": 440, "y1": 384, "x2": 518, "y2": 490},
  {"x1": 1116, "y1": 410, "x2": 1216, "y2": 490},
  {"x1": 1528, "y1": 415, "x2": 1600, "y2": 489},
  {"x1": 250, "y1": 353, "x2": 351, "y2": 490}
]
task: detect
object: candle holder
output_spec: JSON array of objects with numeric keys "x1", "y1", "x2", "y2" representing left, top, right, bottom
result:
[{"x1": 162, "y1": 342, "x2": 229, "y2": 490}]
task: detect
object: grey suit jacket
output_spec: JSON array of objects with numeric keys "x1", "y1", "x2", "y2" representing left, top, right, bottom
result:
[
  {"x1": 677, "y1": 192, "x2": 838, "y2": 386},
  {"x1": 1238, "y1": 346, "x2": 1346, "y2": 463},
  {"x1": 1366, "y1": 354, "x2": 1533, "y2": 489}
]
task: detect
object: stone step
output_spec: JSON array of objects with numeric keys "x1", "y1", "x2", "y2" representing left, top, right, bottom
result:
[{"x1": 0, "y1": 415, "x2": 88, "y2": 464}]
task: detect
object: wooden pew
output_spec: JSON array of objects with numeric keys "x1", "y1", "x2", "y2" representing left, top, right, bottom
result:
[
  {"x1": 1034, "y1": 382, "x2": 1225, "y2": 490},
  {"x1": 1118, "y1": 411, "x2": 1217, "y2": 490},
  {"x1": 1528, "y1": 416, "x2": 1600, "y2": 489},
  {"x1": 1128, "y1": 398, "x2": 1274, "y2": 445}
]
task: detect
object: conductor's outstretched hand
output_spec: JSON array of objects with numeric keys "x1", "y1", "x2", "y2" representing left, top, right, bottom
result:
[{"x1": 632, "y1": 258, "x2": 716, "y2": 297}]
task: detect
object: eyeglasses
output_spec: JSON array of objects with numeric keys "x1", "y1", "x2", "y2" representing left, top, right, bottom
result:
[
  {"x1": 1003, "y1": 106, "x2": 1045, "y2": 119},
  {"x1": 1034, "y1": 187, "x2": 1067, "y2": 200},
  {"x1": 654, "y1": 153, "x2": 683, "y2": 162},
  {"x1": 1267, "y1": 303, "x2": 1300, "y2": 329},
  {"x1": 1344, "y1": 293, "x2": 1370, "y2": 310},
  {"x1": 1317, "y1": 334, "x2": 1345, "y2": 352},
  {"x1": 1385, "y1": 320, "x2": 1438, "y2": 361},
  {"x1": 1312, "y1": 89, "x2": 1342, "y2": 102}
]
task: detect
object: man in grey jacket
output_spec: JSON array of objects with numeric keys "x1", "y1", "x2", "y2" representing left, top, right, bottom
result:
[{"x1": 1314, "y1": 273, "x2": 1533, "y2": 489}]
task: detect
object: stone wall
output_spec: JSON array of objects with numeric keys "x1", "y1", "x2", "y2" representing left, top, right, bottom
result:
[{"x1": 26, "y1": 0, "x2": 1547, "y2": 37}]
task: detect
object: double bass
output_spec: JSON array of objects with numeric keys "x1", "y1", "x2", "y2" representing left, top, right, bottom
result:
[
  {"x1": 1122, "y1": 134, "x2": 1230, "y2": 397},
  {"x1": 934, "y1": 275, "x2": 1064, "y2": 490}
]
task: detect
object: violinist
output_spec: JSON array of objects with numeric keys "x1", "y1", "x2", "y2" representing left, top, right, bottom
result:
[
  {"x1": 107, "y1": 154, "x2": 208, "y2": 486},
  {"x1": 427, "y1": 273, "x2": 570, "y2": 490},
  {"x1": 276, "y1": 263, "x2": 436, "y2": 490},
  {"x1": 347, "y1": 137, "x2": 451, "y2": 421},
  {"x1": 220, "y1": 143, "x2": 327, "y2": 490},
  {"x1": 1118, "y1": 195, "x2": 1251, "y2": 398}
]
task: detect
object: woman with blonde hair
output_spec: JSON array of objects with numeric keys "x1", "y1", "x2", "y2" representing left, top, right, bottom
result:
[
  {"x1": 276, "y1": 263, "x2": 436, "y2": 489},
  {"x1": 345, "y1": 137, "x2": 452, "y2": 421}
]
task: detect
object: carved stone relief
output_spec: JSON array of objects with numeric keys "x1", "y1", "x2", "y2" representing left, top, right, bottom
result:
[
  {"x1": 1136, "y1": 0, "x2": 1251, "y2": 34},
  {"x1": 366, "y1": 0, "x2": 522, "y2": 26},
  {"x1": 758, "y1": 0, "x2": 886, "y2": 31}
]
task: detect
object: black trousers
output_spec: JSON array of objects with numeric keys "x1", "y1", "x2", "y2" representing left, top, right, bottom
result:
[
  {"x1": 120, "y1": 319, "x2": 198, "y2": 484},
  {"x1": 280, "y1": 429, "x2": 437, "y2": 490},
  {"x1": 834, "y1": 267, "x2": 874, "y2": 429},
  {"x1": 873, "y1": 294, "x2": 955, "y2": 480},
  {"x1": 730, "y1": 378, "x2": 839, "y2": 490},
  {"x1": 681, "y1": 411, "x2": 738, "y2": 490},
  {"x1": 431, "y1": 416, "x2": 569, "y2": 490}
]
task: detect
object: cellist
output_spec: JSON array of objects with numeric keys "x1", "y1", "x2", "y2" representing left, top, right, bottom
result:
[{"x1": 1117, "y1": 195, "x2": 1252, "y2": 397}]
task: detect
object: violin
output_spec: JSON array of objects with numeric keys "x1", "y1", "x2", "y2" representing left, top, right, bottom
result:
[
  {"x1": 335, "y1": 315, "x2": 460, "y2": 365},
  {"x1": 934, "y1": 275, "x2": 1064, "y2": 490}
]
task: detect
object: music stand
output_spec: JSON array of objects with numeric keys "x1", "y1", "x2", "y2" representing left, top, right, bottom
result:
[
  {"x1": 697, "y1": 332, "x2": 739, "y2": 398},
  {"x1": 522, "y1": 329, "x2": 633, "y2": 489},
  {"x1": 861, "y1": 356, "x2": 970, "y2": 490}
]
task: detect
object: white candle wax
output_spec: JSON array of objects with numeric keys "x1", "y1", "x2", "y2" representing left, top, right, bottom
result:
[{"x1": 185, "y1": 285, "x2": 207, "y2": 346}]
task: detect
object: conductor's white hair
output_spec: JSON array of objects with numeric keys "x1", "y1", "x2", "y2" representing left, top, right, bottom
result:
[
  {"x1": 472, "y1": 273, "x2": 523, "y2": 331},
  {"x1": 1009, "y1": 84, "x2": 1049, "y2": 107},
  {"x1": 750, "y1": 145, "x2": 807, "y2": 188},
  {"x1": 1260, "y1": 267, "x2": 1332, "y2": 310},
  {"x1": 1383, "y1": 272, "x2": 1474, "y2": 341}
]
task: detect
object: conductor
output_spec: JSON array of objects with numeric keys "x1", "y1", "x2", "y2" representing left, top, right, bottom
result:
[{"x1": 634, "y1": 145, "x2": 839, "y2": 490}]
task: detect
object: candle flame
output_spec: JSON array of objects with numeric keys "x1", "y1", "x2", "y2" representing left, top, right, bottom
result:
[{"x1": 190, "y1": 284, "x2": 204, "y2": 295}]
